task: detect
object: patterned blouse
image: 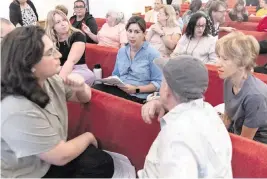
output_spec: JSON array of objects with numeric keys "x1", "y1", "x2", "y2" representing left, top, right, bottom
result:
[
  {"x1": 21, "y1": 5, "x2": 37, "y2": 26},
  {"x1": 206, "y1": 15, "x2": 219, "y2": 37}
]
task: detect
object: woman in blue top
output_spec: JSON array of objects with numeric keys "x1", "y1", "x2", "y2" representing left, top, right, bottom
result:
[{"x1": 93, "y1": 16, "x2": 162, "y2": 104}]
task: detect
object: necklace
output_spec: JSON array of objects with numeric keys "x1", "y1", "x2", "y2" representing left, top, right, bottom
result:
[{"x1": 185, "y1": 37, "x2": 201, "y2": 56}]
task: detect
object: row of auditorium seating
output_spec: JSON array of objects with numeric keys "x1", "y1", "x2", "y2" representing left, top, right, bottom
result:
[
  {"x1": 95, "y1": 16, "x2": 264, "y2": 31},
  {"x1": 67, "y1": 86, "x2": 267, "y2": 178},
  {"x1": 85, "y1": 42, "x2": 267, "y2": 78},
  {"x1": 180, "y1": 2, "x2": 258, "y2": 15},
  {"x1": 67, "y1": 39, "x2": 267, "y2": 178}
]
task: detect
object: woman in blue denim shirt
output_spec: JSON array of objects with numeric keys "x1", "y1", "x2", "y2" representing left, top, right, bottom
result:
[{"x1": 93, "y1": 16, "x2": 162, "y2": 104}]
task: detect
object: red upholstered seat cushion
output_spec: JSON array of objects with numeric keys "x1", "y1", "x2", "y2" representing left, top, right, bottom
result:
[
  {"x1": 95, "y1": 18, "x2": 106, "y2": 29},
  {"x1": 248, "y1": 16, "x2": 262, "y2": 23},
  {"x1": 67, "y1": 89, "x2": 267, "y2": 177},
  {"x1": 85, "y1": 43, "x2": 118, "y2": 78},
  {"x1": 219, "y1": 30, "x2": 267, "y2": 41},
  {"x1": 146, "y1": 22, "x2": 154, "y2": 29},
  {"x1": 257, "y1": 54, "x2": 267, "y2": 66},
  {"x1": 230, "y1": 133, "x2": 267, "y2": 178},
  {"x1": 223, "y1": 21, "x2": 258, "y2": 31}
]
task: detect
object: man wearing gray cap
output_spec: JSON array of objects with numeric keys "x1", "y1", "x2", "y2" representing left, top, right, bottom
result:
[{"x1": 139, "y1": 55, "x2": 232, "y2": 178}]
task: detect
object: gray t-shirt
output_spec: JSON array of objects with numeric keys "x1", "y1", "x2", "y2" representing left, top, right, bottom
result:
[
  {"x1": 1, "y1": 75, "x2": 72, "y2": 178},
  {"x1": 224, "y1": 74, "x2": 267, "y2": 144}
]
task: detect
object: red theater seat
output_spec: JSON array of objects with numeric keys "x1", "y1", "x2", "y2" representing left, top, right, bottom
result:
[
  {"x1": 85, "y1": 43, "x2": 118, "y2": 78},
  {"x1": 257, "y1": 55, "x2": 267, "y2": 66},
  {"x1": 67, "y1": 88, "x2": 267, "y2": 177},
  {"x1": 95, "y1": 18, "x2": 106, "y2": 30},
  {"x1": 146, "y1": 22, "x2": 154, "y2": 29},
  {"x1": 248, "y1": 16, "x2": 262, "y2": 23},
  {"x1": 224, "y1": 21, "x2": 258, "y2": 31},
  {"x1": 219, "y1": 30, "x2": 267, "y2": 41}
]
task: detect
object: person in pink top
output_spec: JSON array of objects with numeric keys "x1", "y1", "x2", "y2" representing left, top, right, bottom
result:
[
  {"x1": 146, "y1": 5, "x2": 182, "y2": 58},
  {"x1": 82, "y1": 10, "x2": 127, "y2": 48}
]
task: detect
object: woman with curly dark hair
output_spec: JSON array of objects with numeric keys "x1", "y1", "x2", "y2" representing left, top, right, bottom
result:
[
  {"x1": 1, "y1": 26, "x2": 115, "y2": 178},
  {"x1": 171, "y1": 12, "x2": 217, "y2": 64}
]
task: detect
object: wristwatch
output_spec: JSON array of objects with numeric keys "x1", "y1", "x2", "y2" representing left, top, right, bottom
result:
[{"x1": 136, "y1": 88, "x2": 140, "y2": 93}]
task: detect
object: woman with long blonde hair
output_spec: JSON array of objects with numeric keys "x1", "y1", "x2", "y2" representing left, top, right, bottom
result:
[
  {"x1": 45, "y1": 10, "x2": 95, "y2": 85},
  {"x1": 146, "y1": 5, "x2": 181, "y2": 58}
]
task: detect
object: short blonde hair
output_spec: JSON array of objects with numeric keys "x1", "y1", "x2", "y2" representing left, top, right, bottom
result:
[
  {"x1": 45, "y1": 10, "x2": 82, "y2": 44},
  {"x1": 160, "y1": 5, "x2": 178, "y2": 27},
  {"x1": 55, "y1": 5, "x2": 68, "y2": 16},
  {"x1": 215, "y1": 32, "x2": 260, "y2": 71}
]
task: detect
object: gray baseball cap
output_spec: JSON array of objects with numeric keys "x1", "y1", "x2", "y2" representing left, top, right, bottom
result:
[{"x1": 155, "y1": 55, "x2": 209, "y2": 99}]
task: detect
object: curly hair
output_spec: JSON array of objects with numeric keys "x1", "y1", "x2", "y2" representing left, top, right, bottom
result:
[
  {"x1": 185, "y1": 12, "x2": 209, "y2": 39},
  {"x1": 1, "y1": 26, "x2": 50, "y2": 108}
]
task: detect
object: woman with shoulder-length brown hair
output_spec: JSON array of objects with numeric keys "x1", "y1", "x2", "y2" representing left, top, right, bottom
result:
[
  {"x1": 216, "y1": 31, "x2": 267, "y2": 144},
  {"x1": 45, "y1": 10, "x2": 95, "y2": 86},
  {"x1": 146, "y1": 5, "x2": 182, "y2": 58},
  {"x1": 9, "y1": 0, "x2": 38, "y2": 26},
  {"x1": 228, "y1": 0, "x2": 248, "y2": 22}
]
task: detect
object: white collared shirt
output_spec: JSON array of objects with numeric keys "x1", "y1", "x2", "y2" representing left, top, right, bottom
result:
[{"x1": 138, "y1": 99, "x2": 233, "y2": 178}]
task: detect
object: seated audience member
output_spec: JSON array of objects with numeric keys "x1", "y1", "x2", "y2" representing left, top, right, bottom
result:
[
  {"x1": 216, "y1": 32, "x2": 267, "y2": 144},
  {"x1": 229, "y1": 0, "x2": 249, "y2": 22},
  {"x1": 139, "y1": 55, "x2": 232, "y2": 178},
  {"x1": 182, "y1": 0, "x2": 202, "y2": 25},
  {"x1": 9, "y1": 0, "x2": 38, "y2": 27},
  {"x1": 254, "y1": 40, "x2": 267, "y2": 74},
  {"x1": 82, "y1": 10, "x2": 127, "y2": 48},
  {"x1": 93, "y1": 16, "x2": 162, "y2": 104},
  {"x1": 0, "y1": 18, "x2": 15, "y2": 40},
  {"x1": 45, "y1": 10, "x2": 95, "y2": 85},
  {"x1": 246, "y1": 0, "x2": 260, "y2": 6},
  {"x1": 55, "y1": 4, "x2": 68, "y2": 16},
  {"x1": 171, "y1": 13, "x2": 217, "y2": 64},
  {"x1": 146, "y1": 5, "x2": 181, "y2": 58},
  {"x1": 145, "y1": 0, "x2": 163, "y2": 23},
  {"x1": 171, "y1": 4, "x2": 184, "y2": 31},
  {"x1": 207, "y1": 1, "x2": 235, "y2": 37},
  {"x1": 259, "y1": 40, "x2": 267, "y2": 53},
  {"x1": 1, "y1": 26, "x2": 115, "y2": 178},
  {"x1": 256, "y1": 0, "x2": 267, "y2": 17},
  {"x1": 69, "y1": 0, "x2": 98, "y2": 43}
]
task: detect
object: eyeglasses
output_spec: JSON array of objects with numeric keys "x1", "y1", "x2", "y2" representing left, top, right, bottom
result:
[
  {"x1": 196, "y1": 24, "x2": 206, "y2": 29},
  {"x1": 43, "y1": 48, "x2": 60, "y2": 57},
  {"x1": 74, "y1": 6, "x2": 85, "y2": 9}
]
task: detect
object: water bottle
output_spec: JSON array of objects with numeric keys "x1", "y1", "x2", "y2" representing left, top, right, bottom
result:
[{"x1": 93, "y1": 64, "x2": 102, "y2": 84}]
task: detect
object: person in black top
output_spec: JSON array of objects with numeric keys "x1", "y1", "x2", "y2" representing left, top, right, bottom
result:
[
  {"x1": 254, "y1": 40, "x2": 267, "y2": 74},
  {"x1": 246, "y1": 0, "x2": 260, "y2": 6},
  {"x1": 69, "y1": 0, "x2": 98, "y2": 43},
  {"x1": 45, "y1": 10, "x2": 95, "y2": 85},
  {"x1": 229, "y1": 0, "x2": 249, "y2": 22},
  {"x1": 9, "y1": 0, "x2": 38, "y2": 26}
]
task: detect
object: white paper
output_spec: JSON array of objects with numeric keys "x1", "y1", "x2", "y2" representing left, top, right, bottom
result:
[
  {"x1": 96, "y1": 76, "x2": 125, "y2": 87},
  {"x1": 104, "y1": 150, "x2": 136, "y2": 178}
]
